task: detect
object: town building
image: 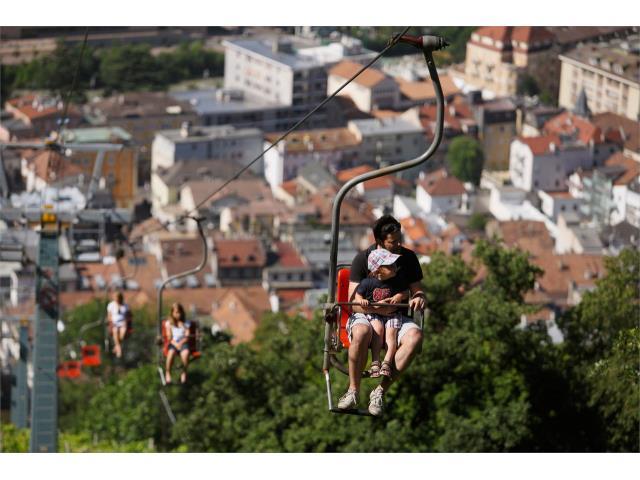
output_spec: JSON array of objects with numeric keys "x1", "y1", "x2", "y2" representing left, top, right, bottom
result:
[
  {"x1": 84, "y1": 92, "x2": 197, "y2": 186},
  {"x1": 558, "y1": 36, "x2": 640, "y2": 121}
]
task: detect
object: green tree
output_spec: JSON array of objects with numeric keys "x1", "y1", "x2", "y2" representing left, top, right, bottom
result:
[
  {"x1": 587, "y1": 327, "x2": 640, "y2": 452},
  {"x1": 517, "y1": 73, "x2": 540, "y2": 96},
  {"x1": 468, "y1": 212, "x2": 488, "y2": 231},
  {"x1": 98, "y1": 44, "x2": 163, "y2": 92},
  {"x1": 446, "y1": 136, "x2": 485, "y2": 186},
  {"x1": 560, "y1": 248, "x2": 640, "y2": 364},
  {"x1": 472, "y1": 238, "x2": 543, "y2": 303}
]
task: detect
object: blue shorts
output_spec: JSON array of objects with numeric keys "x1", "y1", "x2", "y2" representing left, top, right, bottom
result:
[{"x1": 169, "y1": 342, "x2": 189, "y2": 353}]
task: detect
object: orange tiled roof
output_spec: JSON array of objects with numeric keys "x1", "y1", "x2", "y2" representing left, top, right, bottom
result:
[
  {"x1": 418, "y1": 168, "x2": 465, "y2": 196},
  {"x1": 543, "y1": 112, "x2": 603, "y2": 145},
  {"x1": 329, "y1": 60, "x2": 387, "y2": 88},
  {"x1": 265, "y1": 127, "x2": 360, "y2": 153},
  {"x1": 592, "y1": 113, "x2": 640, "y2": 153},
  {"x1": 518, "y1": 134, "x2": 562, "y2": 155},
  {"x1": 397, "y1": 74, "x2": 460, "y2": 101},
  {"x1": 605, "y1": 152, "x2": 640, "y2": 186},
  {"x1": 274, "y1": 241, "x2": 306, "y2": 267},
  {"x1": 214, "y1": 237, "x2": 267, "y2": 268}
]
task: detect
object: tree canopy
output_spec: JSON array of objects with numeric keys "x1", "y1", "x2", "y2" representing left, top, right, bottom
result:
[
  {"x1": 446, "y1": 136, "x2": 485, "y2": 186},
  {"x1": 3, "y1": 246, "x2": 637, "y2": 452}
]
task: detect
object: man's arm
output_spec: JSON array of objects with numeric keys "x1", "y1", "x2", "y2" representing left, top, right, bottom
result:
[{"x1": 408, "y1": 281, "x2": 426, "y2": 312}]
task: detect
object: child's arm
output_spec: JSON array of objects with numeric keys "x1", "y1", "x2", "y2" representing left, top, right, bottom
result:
[
  {"x1": 354, "y1": 291, "x2": 369, "y2": 307},
  {"x1": 388, "y1": 289, "x2": 410, "y2": 304}
]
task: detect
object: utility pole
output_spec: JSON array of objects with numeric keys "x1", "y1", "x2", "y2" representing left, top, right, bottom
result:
[{"x1": 29, "y1": 208, "x2": 59, "y2": 452}]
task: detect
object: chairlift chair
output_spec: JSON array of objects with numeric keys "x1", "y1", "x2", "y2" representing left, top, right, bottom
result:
[{"x1": 322, "y1": 32, "x2": 448, "y2": 416}]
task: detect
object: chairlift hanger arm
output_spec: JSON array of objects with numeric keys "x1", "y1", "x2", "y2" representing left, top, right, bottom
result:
[
  {"x1": 156, "y1": 217, "x2": 208, "y2": 345},
  {"x1": 326, "y1": 35, "x2": 447, "y2": 305}
]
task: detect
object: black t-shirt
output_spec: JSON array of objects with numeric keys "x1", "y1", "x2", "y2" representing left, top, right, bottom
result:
[
  {"x1": 350, "y1": 244, "x2": 423, "y2": 285},
  {"x1": 355, "y1": 276, "x2": 410, "y2": 303}
]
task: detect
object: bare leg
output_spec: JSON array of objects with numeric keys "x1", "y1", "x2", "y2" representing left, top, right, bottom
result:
[
  {"x1": 370, "y1": 320, "x2": 384, "y2": 364},
  {"x1": 179, "y1": 349, "x2": 190, "y2": 383},
  {"x1": 379, "y1": 328, "x2": 423, "y2": 391},
  {"x1": 383, "y1": 327, "x2": 398, "y2": 364},
  {"x1": 165, "y1": 349, "x2": 175, "y2": 383},
  {"x1": 112, "y1": 327, "x2": 122, "y2": 358},
  {"x1": 348, "y1": 324, "x2": 372, "y2": 392}
]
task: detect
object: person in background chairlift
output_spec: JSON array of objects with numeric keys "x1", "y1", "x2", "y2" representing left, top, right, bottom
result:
[
  {"x1": 338, "y1": 215, "x2": 426, "y2": 416},
  {"x1": 164, "y1": 302, "x2": 191, "y2": 384},
  {"x1": 352, "y1": 248, "x2": 409, "y2": 381},
  {"x1": 107, "y1": 291, "x2": 131, "y2": 359}
]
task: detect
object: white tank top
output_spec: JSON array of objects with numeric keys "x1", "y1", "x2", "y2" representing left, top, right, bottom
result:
[{"x1": 170, "y1": 322, "x2": 188, "y2": 342}]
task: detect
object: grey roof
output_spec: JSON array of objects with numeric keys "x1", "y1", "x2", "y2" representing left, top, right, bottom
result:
[
  {"x1": 298, "y1": 163, "x2": 336, "y2": 188},
  {"x1": 157, "y1": 124, "x2": 262, "y2": 144},
  {"x1": 349, "y1": 117, "x2": 423, "y2": 136},
  {"x1": 560, "y1": 40, "x2": 640, "y2": 84},
  {"x1": 223, "y1": 38, "x2": 322, "y2": 70},
  {"x1": 159, "y1": 159, "x2": 256, "y2": 186},
  {"x1": 571, "y1": 225, "x2": 604, "y2": 252},
  {"x1": 170, "y1": 89, "x2": 283, "y2": 115}
]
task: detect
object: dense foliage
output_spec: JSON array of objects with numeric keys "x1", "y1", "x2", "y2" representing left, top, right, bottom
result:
[
  {"x1": 446, "y1": 136, "x2": 485, "y2": 186},
  {"x1": 2, "y1": 246, "x2": 637, "y2": 452},
  {"x1": 1, "y1": 41, "x2": 224, "y2": 103}
]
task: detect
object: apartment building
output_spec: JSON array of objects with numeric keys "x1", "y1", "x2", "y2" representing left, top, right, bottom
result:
[
  {"x1": 558, "y1": 38, "x2": 640, "y2": 121},
  {"x1": 223, "y1": 37, "x2": 328, "y2": 124},
  {"x1": 463, "y1": 27, "x2": 559, "y2": 98},
  {"x1": 151, "y1": 123, "x2": 263, "y2": 174}
]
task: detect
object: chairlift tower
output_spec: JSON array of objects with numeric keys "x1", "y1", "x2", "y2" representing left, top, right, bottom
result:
[
  {"x1": 10, "y1": 318, "x2": 30, "y2": 429},
  {"x1": 29, "y1": 210, "x2": 60, "y2": 452}
]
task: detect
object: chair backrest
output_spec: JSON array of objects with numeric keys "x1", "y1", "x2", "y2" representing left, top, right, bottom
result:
[
  {"x1": 58, "y1": 360, "x2": 82, "y2": 379},
  {"x1": 336, "y1": 268, "x2": 351, "y2": 348},
  {"x1": 81, "y1": 344, "x2": 101, "y2": 367}
]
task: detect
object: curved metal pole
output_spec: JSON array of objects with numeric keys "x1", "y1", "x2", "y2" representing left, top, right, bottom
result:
[
  {"x1": 156, "y1": 217, "x2": 208, "y2": 367},
  {"x1": 322, "y1": 39, "x2": 446, "y2": 384}
]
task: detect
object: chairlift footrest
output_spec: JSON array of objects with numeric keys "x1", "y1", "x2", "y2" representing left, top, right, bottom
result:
[{"x1": 330, "y1": 408, "x2": 373, "y2": 417}]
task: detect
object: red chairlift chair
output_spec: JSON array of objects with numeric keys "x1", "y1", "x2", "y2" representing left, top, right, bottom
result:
[{"x1": 81, "y1": 344, "x2": 102, "y2": 367}]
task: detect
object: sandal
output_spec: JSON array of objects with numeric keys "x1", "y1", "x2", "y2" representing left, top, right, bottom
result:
[
  {"x1": 380, "y1": 361, "x2": 393, "y2": 378},
  {"x1": 369, "y1": 361, "x2": 381, "y2": 378}
]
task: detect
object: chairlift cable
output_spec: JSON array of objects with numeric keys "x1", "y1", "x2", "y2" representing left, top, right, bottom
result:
[{"x1": 126, "y1": 26, "x2": 412, "y2": 244}]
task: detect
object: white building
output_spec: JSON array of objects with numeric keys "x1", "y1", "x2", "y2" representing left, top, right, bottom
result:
[
  {"x1": 263, "y1": 127, "x2": 360, "y2": 189},
  {"x1": 416, "y1": 168, "x2": 466, "y2": 214},
  {"x1": 223, "y1": 38, "x2": 327, "y2": 114},
  {"x1": 538, "y1": 190, "x2": 583, "y2": 221},
  {"x1": 347, "y1": 109, "x2": 427, "y2": 166},
  {"x1": 152, "y1": 123, "x2": 263, "y2": 171}
]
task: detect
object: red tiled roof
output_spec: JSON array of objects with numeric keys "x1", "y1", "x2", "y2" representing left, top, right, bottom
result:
[
  {"x1": 518, "y1": 134, "x2": 562, "y2": 155},
  {"x1": 543, "y1": 112, "x2": 603, "y2": 145},
  {"x1": 474, "y1": 27, "x2": 513, "y2": 43},
  {"x1": 532, "y1": 253, "x2": 605, "y2": 298},
  {"x1": 27, "y1": 150, "x2": 84, "y2": 182},
  {"x1": 329, "y1": 60, "x2": 387, "y2": 88},
  {"x1": 471, "y1": 27, "x2": 554, "y2": 52},
  {"x1": 214, "y1": 237, "x2": 266, "y2": 268},
  {"x1": 274, "y1": 241, "x2": 305, "y2": 267},
  {"x1": 279, "y1": 179, "x2": 298, "y2": 196},
  {"x1": 591, "y1": 113, "x2": 640, "y2": 153},
  {"x1": 418, "y1": 168, "x2": 465, "y2": 196},
  {"x1": 510, "y1": 26, "x2": 555, "y2": 44}
]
